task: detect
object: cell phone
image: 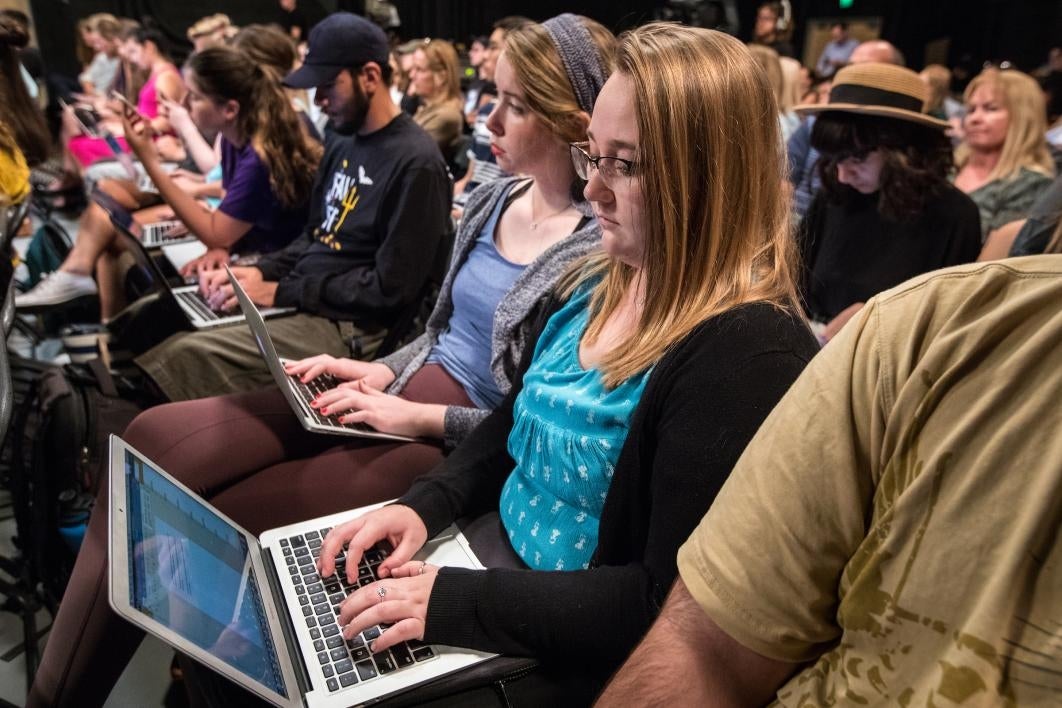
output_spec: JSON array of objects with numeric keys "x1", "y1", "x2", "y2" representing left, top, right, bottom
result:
[
  {"x1": 60, "y1": 98, "x2": 100, "y2": 137},
  {"x1": 110, "y1": 90, "x2": 141, "y2": 117}
]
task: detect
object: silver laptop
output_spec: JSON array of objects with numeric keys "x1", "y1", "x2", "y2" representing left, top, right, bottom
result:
[
  {"x1": 92, "y1": 185, "x2": 198, "y2": 248},
  {"x1": 225, "y1": 265, "x2": 415, "y2": 443},
  {"x1": 108, "y1": 436, "x2": 494, "y2": 707},
  {"x1": 95, "y1": 192, "x2": 295, "y2": 329}
]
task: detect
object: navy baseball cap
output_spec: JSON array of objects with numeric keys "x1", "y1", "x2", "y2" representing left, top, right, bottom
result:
[{"x1": 283, "y1": 13, "x2": 390, "y2": 89}]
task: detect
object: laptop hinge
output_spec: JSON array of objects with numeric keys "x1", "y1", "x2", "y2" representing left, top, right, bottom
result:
[{"x1": 263, "y1": 545, "x2": 312, "y2": 696}]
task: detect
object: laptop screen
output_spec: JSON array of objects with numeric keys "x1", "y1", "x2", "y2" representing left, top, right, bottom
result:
[{"x1": 122, "y1": 449, "x2": 289, "y2": 697}]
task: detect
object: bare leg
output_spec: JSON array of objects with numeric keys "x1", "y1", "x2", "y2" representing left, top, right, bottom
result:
[{"x1": 59, "y1": 203, "x2": 120, "y2": 275}]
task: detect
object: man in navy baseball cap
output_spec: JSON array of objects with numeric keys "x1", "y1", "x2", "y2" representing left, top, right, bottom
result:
[{"x1": 284, "y1": 12, "x2": 393, "y2": 134}]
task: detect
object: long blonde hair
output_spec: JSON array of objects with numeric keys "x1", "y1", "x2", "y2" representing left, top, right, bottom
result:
[
  {"x1": 956, "y1": 69, "x2": 1055, "y2": 183},
  {"x1": 569, "y1": 23, "x2": 801, "y2": 387},
  {"x1": 416, "y1": 40, "x2": 461, "y2": 104}
]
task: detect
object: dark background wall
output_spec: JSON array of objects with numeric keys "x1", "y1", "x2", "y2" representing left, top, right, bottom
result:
[{"x1": 27, "y1": 0, "x2": 1062, "y2": 78}]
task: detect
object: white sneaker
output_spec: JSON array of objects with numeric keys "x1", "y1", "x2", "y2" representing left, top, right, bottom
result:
[{"x1": 16, "y1": 271, "x2": 97, "y2": 308}]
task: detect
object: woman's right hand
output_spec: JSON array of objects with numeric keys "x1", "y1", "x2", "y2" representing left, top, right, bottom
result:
[
  {"x1": 160, "y1": 97, "x2": 194, "y2": 136},
  {"x1": 283, "y1": 355, "x2": 396, "y2": 390},
  {"x1": 317, "y1": 505, "x2": 428, "y2": 584}
]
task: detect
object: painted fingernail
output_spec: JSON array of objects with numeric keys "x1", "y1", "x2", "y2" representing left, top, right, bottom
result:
[{"x1": 320, "y1": 407, "x2": 329, "y2": 414}]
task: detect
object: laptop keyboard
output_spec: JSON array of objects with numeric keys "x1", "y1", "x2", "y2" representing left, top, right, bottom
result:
[
  {"x1": 141, "y1": 220, "x2": 189, "y2": 247},
  {"x1": 175, "y1": 289, "x2": 227, "y2": 322},
  {"x1": 281, "y1": 531, "x2": 436, "y2": 693},
  {"x1": 288, "y1": 373, "x2": 379, "y2": 435}
]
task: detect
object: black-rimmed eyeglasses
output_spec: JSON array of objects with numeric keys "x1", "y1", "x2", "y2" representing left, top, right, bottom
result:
[{"x1": 570, "y1": 142, "x2": 638, "y2": 184}]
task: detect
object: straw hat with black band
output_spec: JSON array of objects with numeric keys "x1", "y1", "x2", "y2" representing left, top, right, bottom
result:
[{"x1": 794, "y1": 62, "x2": 950, "y2": 130}]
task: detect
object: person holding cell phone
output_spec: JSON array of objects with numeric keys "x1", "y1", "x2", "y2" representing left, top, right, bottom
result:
[{"x1": 18, "y1": 46, "x2": 319, "y2": 318}]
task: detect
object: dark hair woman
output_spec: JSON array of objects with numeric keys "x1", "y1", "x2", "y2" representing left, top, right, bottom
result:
[
  {"x1": 18, "y1": 46, "x2": 319, "y2": 318},
  {"x1": 0, "y1": 15, "x2": 50, "y2": 166},
  {"x1": 797, "y1": 62, "x2": 982, "y2": 342}
]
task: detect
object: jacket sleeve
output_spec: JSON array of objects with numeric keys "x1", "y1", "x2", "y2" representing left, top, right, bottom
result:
[
  {"x1": 255, "y1": 230, "x2": 313, "y2": 281},
  {"x1": 441, "y1": 405, "x2": 490, "y2": 448},
  {"x1": 421, "y1": 316, "x2": 816, "y2": 667},
  {"x1": 272, "y1": 165, "x2": 452, "y2": 319}
]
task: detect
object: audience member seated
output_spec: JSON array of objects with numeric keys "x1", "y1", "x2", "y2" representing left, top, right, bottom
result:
[
  {"x1": 77, "y1": 13, "x2": 121, "y2": 97},
  {"x1": 66, "y1": 24, "x2": 186, "y2": 170},
  {"x1": 133, "y1": 13, "x2": 452, "y2": 402},
  {"x1": 452, "y1": 16, "x2": 530, "y2": 210},
  {"x1": 230, "y1": 24, "x2": 324, "y2": 142},
  {"x1": 796, "y1": 63, "x2": 981, "y2": 342},
  {"x1": 788, "y1": 39, "x2": 904, "y2": 219},
  {"x1": 598, "y1": 256, "x2": 1062, "y2": 707},
  {"x1": 25, "y1": 16, "x2": 616, "y2": 706},
  {"x1": 186, "y1": 13, "x2": 232, "y2": 52},
  {"x1": 954, "y1": 68, "x2": 1055, "y2": 246},
  {"x1": 312, "y1": 22, "x2": 814, "y2": 703},
  {"x1": 751, "y1": 1, "x2": 794, "y2": 58},
  {"x1": 814, "y1": 21, "x2": 858, "y2": 79},
  {"x1": 17, "y1": 46, "x2": 319, "y2": 318},
  {"x1": 409, "y1": 38, "x2": 464, "y2": 165}
]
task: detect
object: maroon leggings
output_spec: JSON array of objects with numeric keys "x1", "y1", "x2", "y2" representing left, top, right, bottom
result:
[{"x1": 27, "y1": 365, "x2": 473, "y2": 707}]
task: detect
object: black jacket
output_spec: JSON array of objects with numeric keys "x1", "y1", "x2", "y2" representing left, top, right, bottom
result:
[{"x1": 399, "y1": 296, "x2": 819, "y2": 673}]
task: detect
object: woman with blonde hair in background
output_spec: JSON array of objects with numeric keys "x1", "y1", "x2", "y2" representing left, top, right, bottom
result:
[
  {"x1": 77, "y1": 13, "x2": 121, "y2": 96},
  {"x1": 749, "y1": 43, "x2": 801, "y2": 142},
  {"x1": 409, "y1": 38, "x2": 464, "y2": 164},
  {"x1": 186, "y1": 13, "x2": 232, "y2": 52},
  {"x1": 314, "y1": 21, "x2": 816, "y2": 703},
  {"x1": 954, "y1": 68, "x2": 1054, "y2": 251}
]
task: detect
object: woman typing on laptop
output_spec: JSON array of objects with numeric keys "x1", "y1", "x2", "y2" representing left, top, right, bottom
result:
[
  {"x1": 317, "y1": 24, "x2": 818, "y2": 701},
  {"x1": 17, "y1": 44, "x2": 319, "y2": 320},
  {"x1": 28, "y1": 15, "x2": 610, "y2": 707}
]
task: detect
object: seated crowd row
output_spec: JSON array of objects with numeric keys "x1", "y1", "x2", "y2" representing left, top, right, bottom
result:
[{"x1": 0, "y1": 8, "x2": 1059, "y2": 707}]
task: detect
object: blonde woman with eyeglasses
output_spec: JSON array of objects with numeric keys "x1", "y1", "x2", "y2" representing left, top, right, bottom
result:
[{"x1": 316, "y1": 22, "x2": 818, "y2": 702}]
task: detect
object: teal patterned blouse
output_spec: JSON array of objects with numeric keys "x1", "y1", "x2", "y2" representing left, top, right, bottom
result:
[{"x1": 499, "y1": 281, "x2": 652, "y2": 571}]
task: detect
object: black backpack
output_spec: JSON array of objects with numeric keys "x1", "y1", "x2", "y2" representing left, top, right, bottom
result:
[{"x1": 2, "y1": 356, "x2": 145, "y2": 600}]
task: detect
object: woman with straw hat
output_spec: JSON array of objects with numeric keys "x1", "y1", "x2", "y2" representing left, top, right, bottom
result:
[{"x1": 795, "y1": 62, "x2": 982, "y2": 343}]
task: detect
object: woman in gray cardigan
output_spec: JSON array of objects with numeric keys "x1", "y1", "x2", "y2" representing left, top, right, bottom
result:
[{"x1": 113, "y1": 16, "x2": 611, "y2": 530}]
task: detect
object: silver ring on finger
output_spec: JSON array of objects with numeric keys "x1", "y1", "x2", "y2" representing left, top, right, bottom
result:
[
  {"x1": 376, "y1": 585, "x2": 388, "y2": 600},
  {"x1": 418, "y1": 561, "x2": 426, "y2": 576}
]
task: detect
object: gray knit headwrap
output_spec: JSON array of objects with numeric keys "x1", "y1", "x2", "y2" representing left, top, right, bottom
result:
[{"x1": 542, "y1": 14, "x2": 607, "y2": 114}]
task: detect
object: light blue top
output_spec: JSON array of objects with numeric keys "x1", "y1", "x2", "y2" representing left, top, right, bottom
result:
[
  {"x1": 499, "y1": 281, "x2": 652, "y2": 571},
  {"x1": 427, "y1": 184, "x2": 525, "y2": 407},
  {"x1": 204, "y1": 163, "x2": 224, "y2": 210}
]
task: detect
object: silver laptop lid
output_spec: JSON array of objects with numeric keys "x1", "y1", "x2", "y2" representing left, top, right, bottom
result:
[{"x1": 108, "y1": 436, "x2": 304, "y2": 708}]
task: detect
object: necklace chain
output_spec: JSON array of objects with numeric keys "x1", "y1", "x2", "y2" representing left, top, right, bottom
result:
[{"x1": 529, "y1": 185, "x2": 572, "y2": 230}]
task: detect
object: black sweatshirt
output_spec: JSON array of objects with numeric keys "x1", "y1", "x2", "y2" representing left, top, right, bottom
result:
[
  {"x1": 256, "y1": 114, "x2": 452, "y2": 327},
  {"x1": 398, "y1": 297, "x2": 819, "y2": 674}
]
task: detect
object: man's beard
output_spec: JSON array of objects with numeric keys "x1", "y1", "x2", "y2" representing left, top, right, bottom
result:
[{"x1": 332, "y1": 81, "x2": 371, "y2": 135}]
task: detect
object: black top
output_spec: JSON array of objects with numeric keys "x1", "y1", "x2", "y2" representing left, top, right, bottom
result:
[
  {"x1": 255, "y1": 113, "x2": 452, "y2": 327},
  {"x1": 799, "y1": 184, "x2": 982, "y2": 322},
  {"x1": 398, "y1": 297, "x2": 818, "y2": 677}
]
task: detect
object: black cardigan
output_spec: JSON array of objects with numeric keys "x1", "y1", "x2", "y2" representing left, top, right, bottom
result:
[{"x1": 398, "y1": 298, "x2": 819, "y2": 671}]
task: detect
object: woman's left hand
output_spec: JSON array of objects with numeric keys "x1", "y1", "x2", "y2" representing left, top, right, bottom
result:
[
  {"x1": 120, "y1": 111, "x2": 156, "y2": 160},
  {"x1": 313, "y1": 380, "x2": 442, "y2": 438},
  {"x1": 338, "y1": 562, "x2": 440, "y2": 653}
]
